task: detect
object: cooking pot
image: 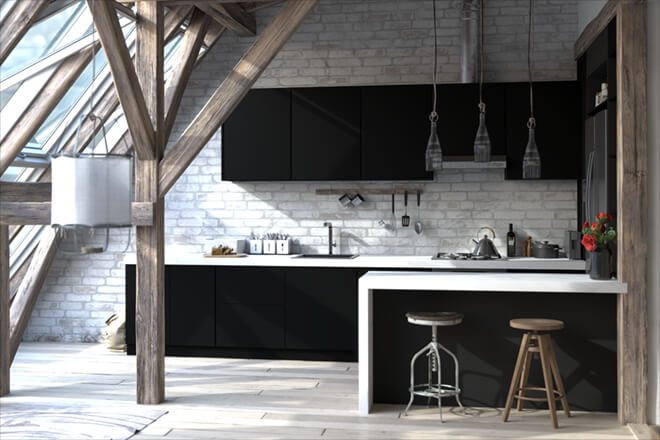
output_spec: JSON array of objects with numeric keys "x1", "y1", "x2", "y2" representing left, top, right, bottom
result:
[
  {"x1": 471, "y1": 226, "x2": 501, "y2": 258},
  {"x1": 531, "y1": 241, "x2": 559, "y2": 258}
]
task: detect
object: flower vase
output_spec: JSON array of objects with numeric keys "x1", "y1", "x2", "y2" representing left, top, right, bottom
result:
[{"x1": 588, "y1": 248, "x2": 612, "y2": 280}]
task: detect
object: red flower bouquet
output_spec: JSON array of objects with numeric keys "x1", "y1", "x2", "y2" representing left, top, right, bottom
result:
[{"x1": 581, "y1": 212, "x2": 616, "y2": 251}]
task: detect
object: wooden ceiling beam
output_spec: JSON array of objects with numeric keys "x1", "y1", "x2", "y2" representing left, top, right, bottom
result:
[
  {"x1": 0, "y1": 183, "x2": 51, "y2": 203},
  {"x1": 245, "y1": 1, "x2": 283, "y2": 13},
  {"x1": 9, "y1": 227, "x2": 60, "y2": 363},
  {"x1": 0, "y1": 46, "x2": 98, "y2": 176},
  {"x1": 164, "y1": 5, "x2": 194, "y2": 42},
  {"x1": 158, "y1": 0, "x2": 318, "y2": 197},
  {"x1": 1, "y1": 226, "x2": 9, "y2": 396},
  {"x1": 208, "y1": 3, "x2": 256, "y2": 37},
  {"x1": 0, "y1": 0, "x2": 50, "y2": 65},
  {"x1": 164, "y1": 8, "x2": 212, "y2": 143},
  {"x1": 86, "y1": 0, "x2": 156, "y2": 160}
]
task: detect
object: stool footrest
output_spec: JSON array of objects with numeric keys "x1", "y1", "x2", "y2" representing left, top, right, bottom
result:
[
  {"x1": 516, "y1": 387, "x2": 564, "y2": 402},
  {"x1": 409, "y1": 384, "x2": 461, "y2": 399}
]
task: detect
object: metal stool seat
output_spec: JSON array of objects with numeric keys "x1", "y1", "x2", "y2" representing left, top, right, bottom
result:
[{"x1": 403, "y1": 311, "x2": 464, "y2": 422}]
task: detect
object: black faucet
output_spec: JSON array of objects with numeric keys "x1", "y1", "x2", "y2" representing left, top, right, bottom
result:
[{"x1": 323, "y1": 222, "x2": 336, "y2": 255}]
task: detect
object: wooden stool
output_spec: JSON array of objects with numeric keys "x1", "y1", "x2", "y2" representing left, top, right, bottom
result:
[
  {"x1": 502, "y1": 318, "x2": 571, "y2": 429},
  {"x1": 403, "y1": 312, "x2": 465, "y2": 422}
]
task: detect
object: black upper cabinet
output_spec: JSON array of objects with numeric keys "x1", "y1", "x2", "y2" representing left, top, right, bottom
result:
[
  {"x1": 504, "y1": 81, "x2": 581, "y2": 180},
  {"x1": 361, "y1": 85, "x2": 432, "y2": 180},
  {"x1": 291, "y1": 87, "x2": 361, "y2": 180},
  {"x1": 222, "y1": 89, "x2": 291, "y2": 181},
  {"x1": 168, "y1": 266, "x2": 215, "y2": 347},
  {"x1": 435, "y1": 83, "x2": 508, "y2": 157}
]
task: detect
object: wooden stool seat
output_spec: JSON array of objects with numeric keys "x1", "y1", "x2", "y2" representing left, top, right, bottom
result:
[
  {"x1": 405, "y1": 312, "x2": 463, "y2": 326},
  {"x1": 510, "y1": 318, "x2": 564, "y2": 332},
  {"x1": 503, "y1": 319, "x2": 570, "y2": 429}
]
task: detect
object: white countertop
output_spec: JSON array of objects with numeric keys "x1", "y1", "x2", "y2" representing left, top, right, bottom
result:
[
  {"x1": 123, "y1": 254, "x2": 586, "y2": 271},
  {"x1": 358, "y1": 271, "x2": 627, "y2": 294}
]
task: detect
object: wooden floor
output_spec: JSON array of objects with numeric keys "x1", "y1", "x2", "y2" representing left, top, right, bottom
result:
[{"x1": 3, "y1": 343, "x2": 636, "y2": 439}]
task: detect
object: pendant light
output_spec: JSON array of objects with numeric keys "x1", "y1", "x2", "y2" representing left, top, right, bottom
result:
[
  {"x1": 51, "y1": 0, "x2": 133, "y2": 253},
  {"x1": 473, "y1": 0, "x2": 491, "y2": 162},
  {"x1": 522, "y1": 0, "x2": 541, "y2": 179},
  {"x1": 425, "y1": 0, "x2": 442, "y2": 172}
]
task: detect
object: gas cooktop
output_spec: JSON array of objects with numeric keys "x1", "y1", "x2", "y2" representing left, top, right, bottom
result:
[{"x1": 432, "y1": 252, "x2": 501, "y2": 260}]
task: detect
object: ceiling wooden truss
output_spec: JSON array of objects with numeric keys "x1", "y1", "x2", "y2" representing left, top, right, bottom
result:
[{"x1": 0, "y1": 0, "x2": 317, "y2": 403}]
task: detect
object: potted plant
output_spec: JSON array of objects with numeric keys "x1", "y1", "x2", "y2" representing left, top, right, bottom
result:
[{"x1": 581, "y1": 212, "x2": 617, "y2": 280}]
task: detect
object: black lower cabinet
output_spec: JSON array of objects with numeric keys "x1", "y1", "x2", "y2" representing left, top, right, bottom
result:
[
  {"x1": 168, "y1": 266, "x2": 215, "y2": 347},
  {"x1": 285, "y1": 268, "x2": 360, "y2": 352},
  {"x1": 215, "y1": 267, "x2": 285, "y2": 349}
]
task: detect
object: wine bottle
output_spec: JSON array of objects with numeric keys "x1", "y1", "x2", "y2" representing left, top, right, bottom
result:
[{"x1": 507, "y1": 224, "x2": 516, "y2": 257}]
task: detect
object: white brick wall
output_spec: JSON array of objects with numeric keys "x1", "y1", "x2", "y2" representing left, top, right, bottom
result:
[{"x1": 25, "y1": 0, "x2": 579, "y2": 342}]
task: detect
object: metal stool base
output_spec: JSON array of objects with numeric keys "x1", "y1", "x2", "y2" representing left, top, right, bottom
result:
[{"x1": 403, "y1": 329, "x2": 464, "y2": 422}]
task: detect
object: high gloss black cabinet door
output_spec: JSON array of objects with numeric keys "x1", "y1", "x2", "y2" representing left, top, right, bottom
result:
[
  {"x1": 291, "y1": 87, "x2": 361, "y2": 180},
  {"x1": 505, "y1": 81, "x2": 581, "y2": 179},
  {"x1": 361, "y1": 85, "x2": 433, "y2": 180},
  {"x1": 215, "y1": 267, "x2": 285, "y2": 348},
  {"x1": 285, "y1": 268, "x2": 357, "y2": 351},
  {"x1": 434, "y1": 83, "x2": 508, "y2": 157},
  {"x1": 222, "y1": 89, "x2": 291, "y2": 181},
  {"x1": 168, "y1": 266, "x2": 215, "y2": 347}
]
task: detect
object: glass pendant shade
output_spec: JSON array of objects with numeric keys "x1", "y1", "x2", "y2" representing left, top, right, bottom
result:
[
  {"x1": 51, "y1": 154, "x2": 133, "y2": 228},
  {"x1": 473, "y1": 103, "x2": 491, "y2": 162},
  {"x1": 425, "y1": 119, "x2": 443, "y2": 172},
  {"x1": 522, "y1": 125, "x2": 541, "y2": 179}
]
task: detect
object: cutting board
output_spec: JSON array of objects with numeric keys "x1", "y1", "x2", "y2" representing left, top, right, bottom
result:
[{"x1": 202, "y1": 253, "x2": 247, "y2": 258}]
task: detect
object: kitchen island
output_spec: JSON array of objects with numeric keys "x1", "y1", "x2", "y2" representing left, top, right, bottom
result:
[{"x1": 358, "y1": 271, "x2": 627, "y2": 415}]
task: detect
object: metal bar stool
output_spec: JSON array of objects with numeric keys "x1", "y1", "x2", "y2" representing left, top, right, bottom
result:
[
  {"x1": 403, "y1": 312, "x2": 464, "y2": 422},
  {"x1": 502, "y1": 318, "x2": 571, "y2": 429}
]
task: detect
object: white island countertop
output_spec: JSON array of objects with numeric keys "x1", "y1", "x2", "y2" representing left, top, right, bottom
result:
[
  {"x1": 124, "y1": 254, "x2": 586, "y2": 271},
  {"x1": 357, "y1": 270, "x2": 627, "y2": 415}
]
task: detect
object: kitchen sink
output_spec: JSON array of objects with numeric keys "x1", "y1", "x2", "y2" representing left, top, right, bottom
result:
[{"x1": 293, "y1": 254, "x2": 358, "y2": 259}]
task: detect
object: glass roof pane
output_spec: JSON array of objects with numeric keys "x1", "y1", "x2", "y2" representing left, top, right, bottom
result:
[
  {"x1": 29, "y1": 49, "x2": 109, "y2": 150},
  {"x1": 0, "y1": 2, "x2": 85, "y2": 79},
  {"x1": 0, "y1": 166, "x2": 24, "y2": 182}
]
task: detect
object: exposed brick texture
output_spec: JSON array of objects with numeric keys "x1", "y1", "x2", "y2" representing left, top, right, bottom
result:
[{"x1": 25, "y1": 0, "x2": 579, "y2": 342}]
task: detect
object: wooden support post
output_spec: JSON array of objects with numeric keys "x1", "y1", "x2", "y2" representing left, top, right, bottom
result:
[
  {"x1": 134, "y1": 0, "x2": 165, "y2": 405},
  {"x1": 1, "y1": 226, "x2": 10, "y2": 396},
  {"x1": 159, "y1": 0, "x2": 318, "y2": 197},
  {"x1": 0, "y1": 0, "x2": 50, "y2": 65},
  {"x1": 616, "y1": 0, "x2": 648, "y2": 425}
]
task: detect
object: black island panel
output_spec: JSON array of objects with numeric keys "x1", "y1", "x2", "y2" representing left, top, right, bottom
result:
[{"x1": 373, "y1": 290, "x2": 616, "y2": 412}]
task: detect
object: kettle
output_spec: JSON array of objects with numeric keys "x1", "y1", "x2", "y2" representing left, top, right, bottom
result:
[{"x1": 471, "y1": 226, "x2": 502, "y2": 258}]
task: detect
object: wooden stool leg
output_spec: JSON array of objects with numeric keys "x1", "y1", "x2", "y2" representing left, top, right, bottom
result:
[
  {"x1": 546, "y1": 335, "x2": 571, "y2": 417},
  {"x1": 503, "y1": 332, "x2": 530, "y2": 422},
  {"x1": 517, "y1": 345, "x2": 533, "y2": 411},
  {"x1": 538, "y1": 334, "x2": 559, "y2": 429}
]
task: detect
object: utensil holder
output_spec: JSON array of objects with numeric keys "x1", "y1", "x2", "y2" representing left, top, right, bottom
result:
[
  {"x1": 249, "y1": 239, "x2": 263, "y2": 254},
  {"x1": 263, "y1": 240, "x2": 276, "y2": 254},
  {"x1": 276, "y1": 239, "x2": 291, "y2": 255}
]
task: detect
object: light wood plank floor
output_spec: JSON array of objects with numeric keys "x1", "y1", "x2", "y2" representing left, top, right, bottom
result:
[{"x1": 3, "y1": 343, "x2": 635, "y2": 439}]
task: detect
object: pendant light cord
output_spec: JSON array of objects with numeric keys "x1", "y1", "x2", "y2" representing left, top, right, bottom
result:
[
  {"x1": 527, "y1": 0, "x2": 535, "y2": 128},
  {"x1": 430, "y1": 0, "x2": 438, "y2": 122},
  {"x1": 478, "y1": 0, "x2": 484, "y2": 110}
]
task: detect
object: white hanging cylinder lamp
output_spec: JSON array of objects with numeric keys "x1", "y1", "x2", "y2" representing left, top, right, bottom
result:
[{"x1": 51, "y1": 153, "x2": 133, "y2": 229}]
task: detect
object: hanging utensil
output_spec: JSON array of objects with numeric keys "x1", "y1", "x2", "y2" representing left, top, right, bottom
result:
[
  {"x1": 402, "y1": 191, "x2": 410, "y2": 227},
  {"x1": 390, "y1": 193, "x2": 396, "y2": 230},
  {"x1": 414, "y1": 191, "x2": 423, "y2": 234}
]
